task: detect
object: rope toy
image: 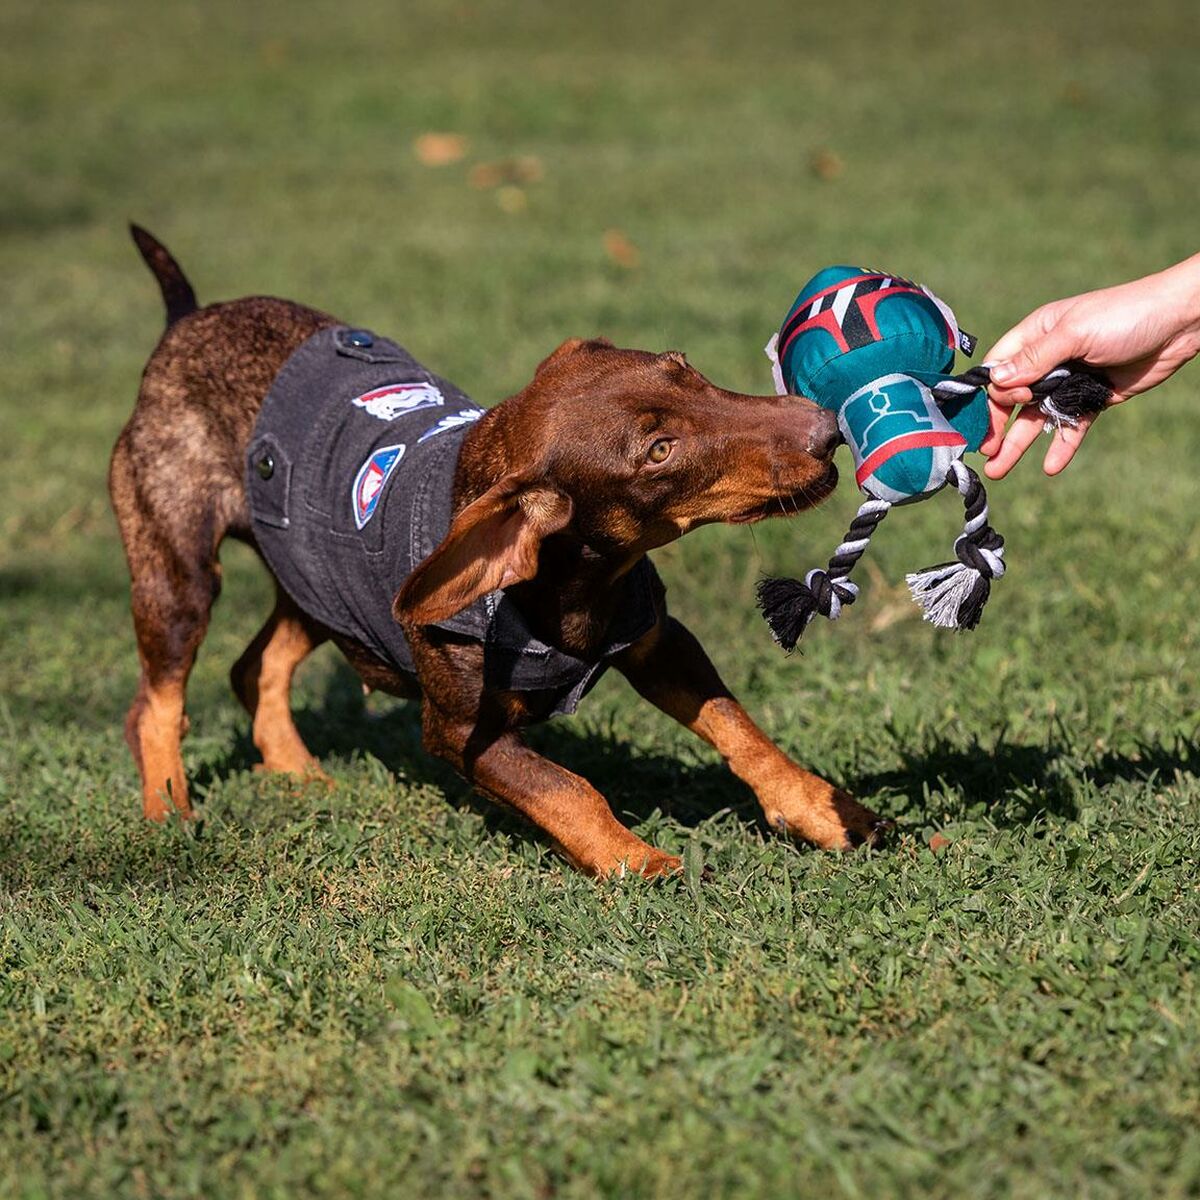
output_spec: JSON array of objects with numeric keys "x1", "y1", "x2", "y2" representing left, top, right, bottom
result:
[{"x1": 758, "y1": 266, "x2": 1111, "y2": 651}]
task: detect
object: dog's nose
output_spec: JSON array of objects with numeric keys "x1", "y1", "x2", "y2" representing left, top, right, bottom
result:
[{"x1": 806, "y1": 407, "x2": 842, "y2": 459}]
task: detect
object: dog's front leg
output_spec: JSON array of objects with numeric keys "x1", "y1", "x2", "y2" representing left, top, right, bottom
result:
[
  {"x1": 428, "y1": 708, "x2": 681, "y2": 878},
  {"x1": 469, "y1": 731, "x2": 683, "y2": 878},
  {"x1": 615, "y1": 617, "x2": 890, "y2": 851},
  {"x1": 409, "y1": 632, "x2": 679, "y2": 878}
]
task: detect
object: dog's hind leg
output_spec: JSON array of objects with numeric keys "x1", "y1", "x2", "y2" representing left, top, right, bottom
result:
[
  {"x1": 230, "y1": 591, "x2": 328, "y2": 777},
  {"x1": 110, "y1": 429, "x2": 225, "y2": 821}
]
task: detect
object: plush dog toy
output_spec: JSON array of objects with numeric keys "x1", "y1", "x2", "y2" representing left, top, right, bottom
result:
[{"x1": 758, "y1": 265, "x2": 1111, "y2": 650}]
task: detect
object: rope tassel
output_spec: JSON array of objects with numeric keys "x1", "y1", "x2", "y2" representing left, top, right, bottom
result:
[
  {"x1": 756, "y1": 499, "x2": 891, "y2": 651},
  {"x1": 905, "y1": 460, "x2": 1005, "y2": 630}
]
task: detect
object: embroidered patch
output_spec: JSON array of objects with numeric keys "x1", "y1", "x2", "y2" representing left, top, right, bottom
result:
[
  {"x1": 417, "y1": 407, "x2": 485, "y2": 443},
  {"x1": 351, "y1": 381, "x2": 444, "y2": 421},
  {"x1": 352, "y1": 444, "x2": 405, "y2": 529}
]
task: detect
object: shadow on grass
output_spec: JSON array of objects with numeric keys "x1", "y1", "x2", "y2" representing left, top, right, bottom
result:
[
  {"x1": 192, "y1": 664, "x2": 1200, "y2": 850},
  {"x1": 844, "y1": 728, "x2": 1200, "y2": 827},
  {"x1": 191, "y1": 662, "x2": 753, "y2": 845},
  {"x1": 0, "y1": 807, "x2": 206, "y2": 894},
  {"x1": 7, "y1": 661, "x2": 1197, "y2": 891},
  {"x1": 0, "y1": 563, "x2": 129, "y2": 610}
]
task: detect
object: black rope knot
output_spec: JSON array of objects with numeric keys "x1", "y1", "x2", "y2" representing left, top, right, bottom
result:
[
  {"x1": 955, "y1": 532, "x2": 1001, "y2": 577},
  {"x1": 809, "y1": 570, "x2": 857, "y2": 617},
  {"x1": 903, "y1": 462, "x2": 1006, "y2": 630},
  {"x1": 933, "y1": 361, "x2": 1113, "y2": 429},
  {"x1": 755, "y1": 497, "x2": 889, "y2": 651}
]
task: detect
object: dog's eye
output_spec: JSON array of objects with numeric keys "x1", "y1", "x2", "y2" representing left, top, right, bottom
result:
[{"x1": 646, "y1": 438, "x2": 675, "y2": 464}]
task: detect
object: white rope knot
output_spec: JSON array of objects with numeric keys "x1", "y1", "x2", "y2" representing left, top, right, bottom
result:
[{"x1": 905, "y1": 460, "x2": 1006, "y2": 630}]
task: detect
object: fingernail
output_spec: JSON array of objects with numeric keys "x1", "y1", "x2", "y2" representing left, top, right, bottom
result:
[{"x1": 990, "y1": 362, "x2": 1015, "y2": 384}]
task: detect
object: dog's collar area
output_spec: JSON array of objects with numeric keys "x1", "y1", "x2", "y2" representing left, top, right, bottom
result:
[{"x1": 249, "y1": 324, "x2": 664, "y2": 716}]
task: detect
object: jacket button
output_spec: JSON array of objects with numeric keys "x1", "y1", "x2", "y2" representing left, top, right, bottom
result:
[
  {"x1": 344, "y1": 329, "x2": 374, "y2": 347},
  {"x1": 256, "y1": 453, "x2": 275, "y2": 480}
]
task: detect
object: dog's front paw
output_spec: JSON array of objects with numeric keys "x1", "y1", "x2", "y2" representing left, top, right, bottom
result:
[
  {"x1": 764, "y1": 784, "x2": 891, "y2": 852},
  {"x1": 633, "y1": 848, "x2": 684, "y2": 879},
  {"x1": 830, "y1": 790, "x2": 893, "y2": 851},
  {"x1": 589, "y1": 845, "x2": 683, "y2": 881}
]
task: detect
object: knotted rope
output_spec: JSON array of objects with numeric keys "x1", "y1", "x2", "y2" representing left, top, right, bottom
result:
[
  {"x1": 756, "y1": 499, "x2": 890, "y2": 651},
  {"x1": 931, "y1": 361, "x2": 1111, "y2": 429}
]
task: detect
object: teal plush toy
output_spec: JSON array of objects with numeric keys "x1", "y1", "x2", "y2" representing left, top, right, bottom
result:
[{"x1": 758, "y1": 266, "x2": 1111, "y2": 649}]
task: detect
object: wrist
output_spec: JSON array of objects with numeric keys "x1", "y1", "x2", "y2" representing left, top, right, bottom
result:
[{"x1": 1159, "y1": 253, "x2": 1200, "y2": 344}]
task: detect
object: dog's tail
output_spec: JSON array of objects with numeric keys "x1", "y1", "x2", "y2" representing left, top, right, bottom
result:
[{"x1": 129, "y1": 224, "x2": 198, "y2": 327}]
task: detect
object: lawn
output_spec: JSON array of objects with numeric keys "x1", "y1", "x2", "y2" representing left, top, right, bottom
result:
[{"x1": 1, "y1": 0, "x2": 1198, "y2": 1196}]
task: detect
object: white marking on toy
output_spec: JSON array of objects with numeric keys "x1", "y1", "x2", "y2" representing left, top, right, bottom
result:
[
  {"x1": 858, "y1": 382, "x2": 935, "y2": 451},
  {"x1": 831, "y1": 283, "x2": 856, "y2": 326}
]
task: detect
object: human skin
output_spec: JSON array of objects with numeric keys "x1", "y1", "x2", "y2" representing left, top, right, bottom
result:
[{"x1": 980, "y1": 253, "x2": 1200, "y2": 478}]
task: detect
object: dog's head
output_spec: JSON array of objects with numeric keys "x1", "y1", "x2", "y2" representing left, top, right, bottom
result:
[{"x1": 395, "y1": 337, "x2": 839, "y2": 625}]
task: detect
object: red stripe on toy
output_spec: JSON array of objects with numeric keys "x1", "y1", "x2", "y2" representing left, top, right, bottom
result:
[
  {"x1": 791, "y1": 273, "x2": 885, "y2": 309},
  {"x1": 855, "y1": 285, "x2": 926, "y2": 342},
  {"x1": 779, "y1": 307, "x2": 850, "y2": 357},
  {"x1": 854, "y1": 430, "x2": 967, "y2": 487},
  {"x1": 779, "y1": 274, "x2": 882, "y2": 345}
]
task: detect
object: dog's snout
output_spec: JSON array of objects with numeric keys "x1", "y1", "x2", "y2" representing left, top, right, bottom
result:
[{"x1": 806, "y1": 406, "x2": 841, "y2": 459}]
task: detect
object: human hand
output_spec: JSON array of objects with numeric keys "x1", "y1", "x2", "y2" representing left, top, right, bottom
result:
[{"x1": 980, "y1": 254, "x2": 1200, "y2": 478}]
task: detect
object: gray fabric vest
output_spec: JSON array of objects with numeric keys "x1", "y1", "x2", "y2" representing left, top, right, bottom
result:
[{"x1": 246, "y1": 326, "x2": 661, "y2": 716}]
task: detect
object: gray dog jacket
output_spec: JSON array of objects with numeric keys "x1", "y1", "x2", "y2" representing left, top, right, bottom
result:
[{"x1": 246, "y1": 326, "x2": 662, "y2": 716}]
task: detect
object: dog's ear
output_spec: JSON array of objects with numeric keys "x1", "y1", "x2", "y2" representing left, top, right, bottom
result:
[
  {"x1": 393, "y1": 477, "x2": 573, "y2": 626},
  {"x1": 534, "y1": 337, "x2": 613, "y2": 376}
]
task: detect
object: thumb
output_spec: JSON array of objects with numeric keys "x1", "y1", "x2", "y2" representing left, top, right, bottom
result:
[{"x1": 985, "y1": 310, "x2": 1079, "y2": 388}]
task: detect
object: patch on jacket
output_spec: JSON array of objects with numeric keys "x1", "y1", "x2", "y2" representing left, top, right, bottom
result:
[
  {"x1": 352, "y1": 443, "x2": 405, "y2": 529},
  {"x1": 418, "y1": 408, "x2": 484, "y2": 443},
  {"x1": 351, "y1": 380, "x2": 444, "y2": 421}
]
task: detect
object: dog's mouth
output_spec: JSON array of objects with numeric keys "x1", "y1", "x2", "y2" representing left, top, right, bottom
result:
[{"x1": 727, "y1": 461, "x2": 839, "y2": 525}]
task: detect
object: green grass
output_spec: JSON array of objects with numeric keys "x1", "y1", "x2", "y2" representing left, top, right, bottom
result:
[{"x1": 2, "y1": 0, "x2": 1200, "y2": 1195}]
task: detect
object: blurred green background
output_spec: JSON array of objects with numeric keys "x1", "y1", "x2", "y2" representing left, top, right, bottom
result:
[{"x1": 1, "y1": 1, "x2": 1198, "y2": 1197}]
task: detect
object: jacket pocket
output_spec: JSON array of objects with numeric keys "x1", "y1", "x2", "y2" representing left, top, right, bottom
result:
[{"x1": 246, "y1": 434, "x2": 292, "y2": 529}]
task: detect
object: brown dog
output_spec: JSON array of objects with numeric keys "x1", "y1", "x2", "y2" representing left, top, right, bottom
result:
[{"x1": 110, "y1": 227, "x2": 890, "y2": 877}]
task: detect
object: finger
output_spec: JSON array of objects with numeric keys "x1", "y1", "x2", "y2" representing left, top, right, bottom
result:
[
  {"x1": 985, "y1": 317, "x2": 1080, "y2": 389},
  {"x1": 986, "y1": 383, "x2": 1034, "y2": 407},
  {"x1": 1042, "y1": 412, "x2": 1097, "y2": 475},
  {"x1": 981, "y1": 383, "x2": 1038, "y2": 457},
  {"x1": 983, "y1": 407, "x2": 1045, "y2": 479},
  {"x1": 979, "y1": 397, "x2": 1010, "y2": 456}
]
